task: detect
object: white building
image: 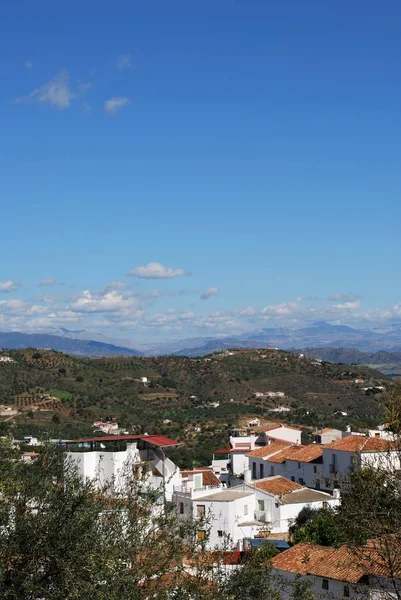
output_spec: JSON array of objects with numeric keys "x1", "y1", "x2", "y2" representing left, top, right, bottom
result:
[
  {"x1": 263, "y1": 424, "x2": 302, "y2": 445},
  {"x1": 65, "y1": 434, "x2": 181, "y2": 500},
  {"x1": 0, "y1": 356, "x2": 14, "y2": 363},
  {"x1": 244, "y1": 476, "x2": 340, "y2": 534},
  {"x1": 322, "y1": 435, "x2": 400, "y2": 489},
  {"x1": 139, "y1": 377, "x2": 148, "y2": 384},
  {"x1": 313, "y1": 428, "x2": 342, "y2": 444},
  {"x1": 174, "y1": 473, "x2": 339, "y2": 550},
  {"x1": 272, "y1": 542, "x2": 401, "y2": 599}
]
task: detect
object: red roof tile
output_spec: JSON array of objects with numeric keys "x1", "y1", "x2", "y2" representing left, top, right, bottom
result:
[
  {"x1": 181, "y1": 469, "x2": 221, "y2": 487},
  {"x1": 250, "y1": 475, "x2": 303, "y2": 495},
  {"x1": 324, "y1": 435, "x2": 394, "y2": 453},
  {"x1": 272, "y1": 541, "x2": 401, "y2": 583},
  {"x1": 247, "y1": 441, "x2": 292, "y2": 458}
]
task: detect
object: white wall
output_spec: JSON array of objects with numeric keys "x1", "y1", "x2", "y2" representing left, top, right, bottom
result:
[
  {"x1": 265, "y1": 427, "x2": 301, "y2": 445},
  {"x1": 273, "y1": 570, "x2": 366, "y2": 599},
  {"x1": 231, "y1": 452, "x2": 250, "y2": 476}
]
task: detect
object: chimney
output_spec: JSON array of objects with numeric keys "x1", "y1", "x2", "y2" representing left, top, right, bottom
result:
[
  {"x1": 333, "y1": 488, "x2": 341, "y2": 500},
  {"x1": 244, "y1": 469, "x2": 252, "y2": 484}
]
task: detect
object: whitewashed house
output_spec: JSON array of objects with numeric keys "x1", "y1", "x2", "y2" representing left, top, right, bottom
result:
[
  {"x1": 244, "y1": 476, "x2": 340, "y2": 533},
  {"x1": 322, "y1": 435, "x2": 400, "y2": 489},
  {"x1": 263, "y1": 424, "x2": 302, "y2": 445},
  {"x1": 174, "y1": 472, "x2": 339, "y2": 550},
  {"x1": 271, "y1": 542, "x2": 401, "y2": 599},
  {"x1": 65, "y1": 434, "x2": 181, "y2": 500},
  {"x1": 264, "y1": 445, "x2": 324, "y2": 489},
  {"x1": 313, "y1": 428, "x2": 342, "y2": 444}
]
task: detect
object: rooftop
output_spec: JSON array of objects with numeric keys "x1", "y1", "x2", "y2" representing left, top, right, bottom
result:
[
  {"x1": 249, "y1": 476, "x2": 303, "y2": 496},
  {"x1": 279, "y1": 488, "x2": 334, "y2": 505},
  {"x1": 197, "y1": 490, "x2": 254, "y2": 502},
  {"x1": 66, "y1": 434, "x2": 180, "y2": 448},
  {"x1": 265, "y1": 424, "x2": 301, "y2": 433},
  {"x1": 247, "y1": 441, "x2": 292, "y2": 458},
  {"x1": 324, "y1": 435, "x2": 394, "y2": 453},
  {"x1": 181, "y1": 469, "x2": 221, "y2": 487},
  {"x1": 271, "y1": 541, "x2": 400, "y2": 583}
]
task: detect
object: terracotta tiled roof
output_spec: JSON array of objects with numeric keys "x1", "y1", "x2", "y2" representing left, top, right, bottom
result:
[
  {"x1": 267, "y1": 446, "x2": 305, "y2": 463},
  {"x1": 181, "y1": 469, "x2": 221, "y2": 487},
  {"x1": 271, "y1": 542, "x2": 400, "y2": 584},
  {"x1": 247, "y1": 441, "x2": 292, "y2": 458},
  {"x1": 284, "y1": 444, "x2": 323, "y2": 463},
  {"x1": 250, "y1": 475, "x2": 303, "y2": 495},
  {"x1": 324, "y1": 435, "x2": 394, "y2": 453}
]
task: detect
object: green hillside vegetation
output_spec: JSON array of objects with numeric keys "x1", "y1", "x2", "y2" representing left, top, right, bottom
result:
[{"x1": 0, "y1": 348, "x2": 391, "y2": 466}]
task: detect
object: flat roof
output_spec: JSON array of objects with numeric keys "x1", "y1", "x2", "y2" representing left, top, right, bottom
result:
[
  {"x1": 197, "y1": 490, "x2": 254, "y2": 502},
  {"x1": 280, "y1": 488, "x2": 333, "y2": 505},
  {"x1": 66, "y1": 434, "x2": 180, "y2": 447}
]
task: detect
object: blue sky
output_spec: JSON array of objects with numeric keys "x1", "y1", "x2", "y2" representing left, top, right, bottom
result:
[{"x1": 1, "y1": 0, "x2": 401, "y2": 342}]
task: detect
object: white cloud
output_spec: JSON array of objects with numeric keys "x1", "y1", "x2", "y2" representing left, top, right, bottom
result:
[
  {"x1": 25, "y1": 60, "x2": 33, "y2": 69},
  {"x1": 331, "y1": 300, "x2": 361, "y2": 310},
  {"x1": 128, "y1": 262, "x2": 191, "y2": 279},
  {"x1": 201, "y1": 286, "x2": 218, "y2": 300},
  {"x1": 104, "y1": 97, "x2": 130, "y2": 115},
  {"x1": 69, "y1": 290, "x2": 139, "y2": 314},
  {"x1": 328, "y1": 293, "x2": 362, "y2": 302},
  {"x1": 0, "y1": 280, "x2": 21, "y2": 293},
  {"x1": 116, "y1": 54, "x2": 132, "y2": 70},
  {"x1": 261, "y1": 298, "x2": 302, "y2": 317},
  {"x1": 15, "y1": 71, "x2": 91, "y2": 110},
  {"x1": 39, "y1": 278, "x2": 56, "y2": 286},
  {"x1": 16, "y1": 70, "x2": 75, "y2": 110},
  {"x1": 239, "y1": 306, "x2": 257, "y2": 316}
]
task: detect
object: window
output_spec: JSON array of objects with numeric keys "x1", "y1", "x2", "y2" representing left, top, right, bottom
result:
[
  {"x1": 179, "y1": 502, "x2": 184, "y2": 514},
  {"x1": 344, "y1": 585, "x2": 350, "y2": 597},
  {"x1": 258, "y1": 499, "x2": 265, "y2": 511},
  {"x1": 297, "y1": 462, "x2": 301, "y2": 469},
  {"x1": 218, "y1": 530, "x2": 223, "y2": 538},
  {"x1": 244, "y1": 504, "x2": 248, "y2": 516},
  {"x1": 252, "y1": 462, "x2": 257, "y2": 479},
  {"x1": 298, "y1": 478, "x2": 305, "y2": 485},
  {"x1": 291, "y1": 476, "x2": 295, "y2": 482},
  {"x1": 197, "y1": 530, "x2": 206, "y2": 542},
  {"x1": 259, "y1": 463, "x2": 264, "y2": 479},
  {"x1": 313, "y1": 466, "x2": 317, "y2": 474},
  {"x1": 270, "y1": 466, "x2": 275, "y2": 476},
  {"x1": 197, "y1": 505, "x2": 205, "y2": 518},
  {"x1": 322, "y1": 579, "x2": 329, "y2": 590},
  {"x1": 315, "y1": 480, "x2": 321, "y2": 490},
  {"x1": 322, "y1": 501, "x2": 328, "y2": 509}
]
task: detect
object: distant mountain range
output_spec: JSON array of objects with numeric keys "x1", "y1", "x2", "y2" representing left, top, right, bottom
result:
[
  {"x1": 0, "y1": 332, "x2": 141, "y2": 357},
  {"x1": 1, "y1": 320, "x2": 401, "y2": 358}
]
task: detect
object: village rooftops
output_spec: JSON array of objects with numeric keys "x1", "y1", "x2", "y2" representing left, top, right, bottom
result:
[
  {"x1": 271, "y1": 541, "x2": 400, "y2": 583},
  {"x1": 269, "y1": 444, "x2": 324, "y2": 464},
  {"x1": 324, "y1": 435, "x2": 394, "y2": 452},
  {"x1": 247, "y1": 441, "x2": 292, "y2": 458},
  {"x1": 265, "y1": 424, "x2": 302, "y2": 433},
  {"x1": 248, "y1": 475, "x2": 303, "y2": 495}
]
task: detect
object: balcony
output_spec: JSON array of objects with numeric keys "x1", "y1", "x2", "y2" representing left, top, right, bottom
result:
[
  {"x1": 254, "y1": 510, "x2": 271, "y2": 523},
  {"x1": 329, "y1": 464, "x2": 338, "y2": 474}
]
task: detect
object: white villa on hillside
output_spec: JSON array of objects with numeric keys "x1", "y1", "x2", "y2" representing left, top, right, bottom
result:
[{"x1": 65, "y1": 434, "x2": 181, "y2": 500}]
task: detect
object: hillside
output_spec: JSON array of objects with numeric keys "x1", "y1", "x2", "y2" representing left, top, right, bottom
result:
[
  {"x1": 302, "y1": 347, "x2": 401, "y2": 377},
  {"x1": 0, "y1": 348, "x2": 391, "y2": 466}
]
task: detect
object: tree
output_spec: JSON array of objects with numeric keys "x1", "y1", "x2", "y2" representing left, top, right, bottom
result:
[{"x1": 289, "y1": 506, "x2": 345, "y2": 547}]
